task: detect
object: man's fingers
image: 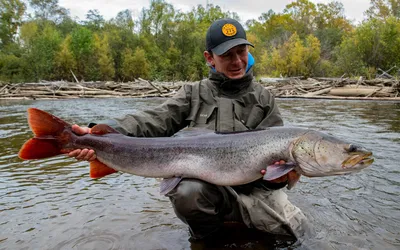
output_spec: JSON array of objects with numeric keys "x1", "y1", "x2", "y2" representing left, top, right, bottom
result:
[
  {"x1": 76, "y1": 149, "x2": 89, "y2": 160},
  {"x1": 85, "y1": 150, "x2": 96, "y2": 161},
  {"x1": 72, "y1": 124, "x2": 90, "y2": 135},
  {"x1": 66, "y1": 149, "x2": 96, "y2": 161},
  {"x1": 88, "y1": 154, "x2": 97, "y2": 162},
  {"x1": 68, "y1": 149, "x2": 81, "y2": 158}
]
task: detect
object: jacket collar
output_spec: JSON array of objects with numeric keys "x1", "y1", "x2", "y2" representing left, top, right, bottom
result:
[{"x1": 208, "y1": 68, "x2": 254, "y2": 95}]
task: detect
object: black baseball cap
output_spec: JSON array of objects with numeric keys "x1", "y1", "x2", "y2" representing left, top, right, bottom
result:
[{"x1": 206, "y1": 18, "x2": 254, "y2": 55}]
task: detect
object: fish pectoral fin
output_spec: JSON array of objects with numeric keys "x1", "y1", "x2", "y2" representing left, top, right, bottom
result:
[
  {"x1": 89, "y1": 160, "x2": 117, "y2": 178},
  {"x1": 159, "y1": 177, "x2": 182, "y2": 195},
  {"x1": 287, "y1": 170, "x2": 301, "y2": 190},
  {"x1": 263, "y1": 162, "x2": 296, "y2": 181},
  {"x1": 91, "y1": 124, "x2": 120, "y2": 135}
]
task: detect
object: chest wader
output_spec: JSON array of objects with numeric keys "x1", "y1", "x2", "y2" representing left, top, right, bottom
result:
[{"x1": 169, "y1": 81, "x2": 310, "y2": 240}]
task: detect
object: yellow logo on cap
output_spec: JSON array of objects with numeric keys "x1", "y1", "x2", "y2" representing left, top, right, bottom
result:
[{"x1": 222, "y1": 24, "x2": 237, "y2": 37}]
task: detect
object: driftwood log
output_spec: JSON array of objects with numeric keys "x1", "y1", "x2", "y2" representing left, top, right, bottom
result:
[
  {"x1": 260, "y1": 77, "x2": 399, "y2": 100},
  {"x1": 0, "y1": 79, "x2": 183, "y2": 99},
  {"x1": 0, "y1": 77, "x2": 399, "y2": 100}
]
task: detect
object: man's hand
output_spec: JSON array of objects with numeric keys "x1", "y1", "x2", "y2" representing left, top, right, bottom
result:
[{"x1": 64, "y1": 124, "x2": 97, "y2": 161}]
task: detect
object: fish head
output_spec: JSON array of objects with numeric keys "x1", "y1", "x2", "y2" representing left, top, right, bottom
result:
[{"x1": 291, "y1": 131, "x2": 374, "y2": 177}]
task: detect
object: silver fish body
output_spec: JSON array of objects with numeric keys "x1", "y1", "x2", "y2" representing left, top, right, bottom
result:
[
  {"x1": 72, "y1": 127, "x2": 373, "y2": 185},
  {"x1": 19, "y1": 108, "x2": 374, "y2": 186}
]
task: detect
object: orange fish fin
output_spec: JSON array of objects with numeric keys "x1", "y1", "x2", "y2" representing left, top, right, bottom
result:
[
  {"x1": 27, "y1": 108, "x2": 70, "y2": 137},
  {"x1": 19, "y1": 108, "x2": 72, "y2": 160},
  {"x1": 91, "y1": 124, "x2": 119, "y2": 135},
  {"x1": 90, "y1": 160, "x2": 117, "y2": 178},
  {"x1": 19, "y1": 138, "x2": 61, "y2": 160},
  {"x1": 287, "y1": 170, "x2": 301, "y2": 190}
]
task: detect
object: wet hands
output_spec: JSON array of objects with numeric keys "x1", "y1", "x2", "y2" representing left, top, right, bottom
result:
[{"x1": 63, "y1": 124, "x2": 97, "y2": 162}]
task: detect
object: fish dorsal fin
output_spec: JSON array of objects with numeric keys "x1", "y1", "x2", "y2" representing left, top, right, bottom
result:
[
  {"x1": 172, "y1": 127, "x2": 215, "y2": 138},
  {"x1": 91, "y1": 124, "x2": 119, "y2": 135},
  {"x1": 90, "y1": 159, "x2": 117, "y2": 178}
]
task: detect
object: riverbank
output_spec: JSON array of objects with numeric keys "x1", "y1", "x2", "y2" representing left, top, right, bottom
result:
[{"x1": 1, "y1": 77, "x2": 399, "y2": 101}]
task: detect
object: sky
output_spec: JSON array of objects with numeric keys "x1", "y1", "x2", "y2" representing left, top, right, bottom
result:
[{"x1": 57, "y1": 0, "x2": 371, "y2": 24}]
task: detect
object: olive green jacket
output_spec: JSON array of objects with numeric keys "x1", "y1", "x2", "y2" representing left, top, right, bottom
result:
[{"x1": 107, "y1": 68, "x2": 283, "y2": 137}]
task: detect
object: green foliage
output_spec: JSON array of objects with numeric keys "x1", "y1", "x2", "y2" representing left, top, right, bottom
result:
[
  {"x1": 84, "y1": 9, "x2": 105, "y2": 31},
  {"x1": 20, "y1": 21, "x2": 62, "y2": 81},
  {"x1": 365, "y1": 0, "x2": 400, "y2": 19},
  {"x1": 93, "y1": 34, "x2": 115, "y2": 80},
  {"x1": 0, "y1": 0, "x2": 26, "y2": 48},
  {"x1": 0, "y1": 53, "x2": 24, "y2": 82},
  {"x1": 69, "y1": 27, "x2": 95, "y2": 80},
  {"x1": 268, "y1": 33, "x2": 321, "y2": 77},
  {"x1": 333, "y1": 17, "x2": 400, "y2": 77},
  {"x1": 333, "y1": 36, "x2": 367, "y2": 77},
  {"x1": 1, "y1": 0, "x2": 400, "y2": 83},
  {"x1": 54, "y1": 35, "x2": 76, "y2": 81},
  {"x1": 28, "y1": 0, "x2": 69, "y2": 22},
  {"x1": 122, "y1": 47, "x2": 150, "y2": 80}
]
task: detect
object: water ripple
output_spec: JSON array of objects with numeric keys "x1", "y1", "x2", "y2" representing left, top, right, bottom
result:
[{"x1": 0, "y1": 98, "x2": 399, "y2": 250}]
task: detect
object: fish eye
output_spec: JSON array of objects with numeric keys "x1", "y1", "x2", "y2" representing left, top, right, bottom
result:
[{"x1": 347, "y1": 144, "x2": 358, "y2": 152}]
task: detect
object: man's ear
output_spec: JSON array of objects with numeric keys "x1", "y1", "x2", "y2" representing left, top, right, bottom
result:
[{"x1": 203, "y1": 51, "x2": 214, "y2": 67}]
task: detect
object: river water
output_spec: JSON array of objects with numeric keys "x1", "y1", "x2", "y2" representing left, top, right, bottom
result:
[{"x1": 0, "y1": 98, "x2": 399, "y2": 250}]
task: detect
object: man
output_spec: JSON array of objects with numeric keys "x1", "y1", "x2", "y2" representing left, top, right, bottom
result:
[{"x1": 69, "y1": 18, "x2": 307, "y2": 241}]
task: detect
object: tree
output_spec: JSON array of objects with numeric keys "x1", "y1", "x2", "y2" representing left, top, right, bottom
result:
[
  {"x1": 84, "y1": 9, "x2": 105, "y2": 31},
  {"x1": 333, "y1": 36, "x2": 366, "y2": 76},
  {"x1": 0, "y1": 53, "x2": 24, "y2": 82},
  {"x1": 122, "y1": 47, "x2": 150, "y2": 80},
  {"x1": 269, "y1": 32, "x2": 321, "y2": 77},
  {"x1": 0, "y1": 0, "x2": 26, "y2": 48},
  {"x1": 69, "y1": 27, "x2": 94, "y2": 80},
  {"x1": 54, "y1": 35, "x2": 77, "y2": 81},
  {"x1": 110, "y1": 9, "x2": 134, "y2": 31},
  {"x1": 20, "y1": 21, "x2": 62, "y2": 81},
  {"x1": 28, "y1": 0, "x2": 69, "y2": 23},
  {"x1": 303, "y1": 34, "x2": 321, "y2": 76},
  {"x1": 93, "y1": 33, "x2": 115, "y2": 80},
  {"x1": 365, "y1": 0, "x2": 400, "y2": 20},
  {"x1": 247, "y1": 10, "x2": 293, "y2": 48},
  {"x1": 353, "y1": 17, "x2": 400, "y2": 71},
  {"x1": 284, "y1": 0, "x2": 318, "y2": 37},
  {"x1": 313, "y1": 2, "x2": 352, "y2": 59}
]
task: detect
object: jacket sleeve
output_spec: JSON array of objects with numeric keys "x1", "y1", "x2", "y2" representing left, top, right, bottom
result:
[
  {"x1": 256, "y1": 88, "x2": 284, "y2": 129},
  {"x1": 97, "y1": 85, "x2": 192, "y2": 137}
]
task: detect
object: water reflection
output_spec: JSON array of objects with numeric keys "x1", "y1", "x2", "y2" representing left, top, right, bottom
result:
[{"x1": 0, "y1": 98, "x2": 399, "y2": 250}]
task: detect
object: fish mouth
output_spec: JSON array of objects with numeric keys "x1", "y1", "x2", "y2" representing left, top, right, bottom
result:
[{"x1": 341, "y1": 152, "x2": 374, "y2": 169}]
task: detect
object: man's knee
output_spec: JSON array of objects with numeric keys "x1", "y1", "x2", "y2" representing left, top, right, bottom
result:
[{"x1": 167, "y1": 179, "x2": 223, "y2": 218}]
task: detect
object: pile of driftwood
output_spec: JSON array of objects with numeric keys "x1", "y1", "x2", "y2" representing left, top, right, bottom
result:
[
  {"x1": 261, "y1": 77, "x2": 399, "y2": 100},
  {"x1": 0, "y1": 77, "x2": 399, "y2": 100},
  {"x1": 0, "y1": 78, "x2": 186, "y2": 99}
]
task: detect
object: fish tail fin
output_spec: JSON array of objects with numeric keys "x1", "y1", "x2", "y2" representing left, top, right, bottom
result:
[{"x1": 18, "y1": 108, "x2": 72, "y2": 160}]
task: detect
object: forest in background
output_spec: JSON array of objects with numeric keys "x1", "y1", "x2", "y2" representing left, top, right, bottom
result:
[{"x1": 1, "y1": 0, "x2": 400, "y2": 83}]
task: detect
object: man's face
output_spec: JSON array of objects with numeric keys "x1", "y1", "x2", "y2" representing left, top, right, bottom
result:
[{"x1": 204, "y1": 45, "x2": 248, "y2": 79}]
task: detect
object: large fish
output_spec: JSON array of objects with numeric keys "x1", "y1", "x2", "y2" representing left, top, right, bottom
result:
[{"x1": 18, "y1": 108, "x2": 374, "y2": 192}]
